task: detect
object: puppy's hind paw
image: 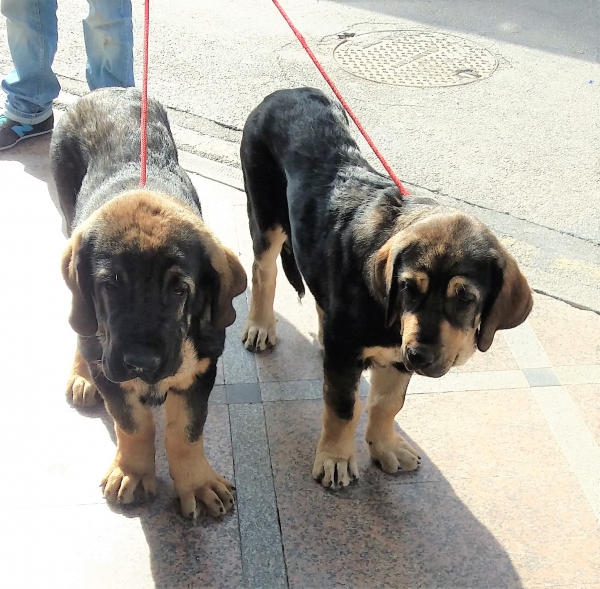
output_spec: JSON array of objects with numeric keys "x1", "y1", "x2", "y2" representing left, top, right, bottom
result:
[{"x1": 242, "y1": 319, "x2": 276, "y2": 352}]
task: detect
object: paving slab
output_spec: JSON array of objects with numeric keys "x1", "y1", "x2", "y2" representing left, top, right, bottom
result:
[{"x1": 1, "y1": 126, "x2": 599, "y2": 588}]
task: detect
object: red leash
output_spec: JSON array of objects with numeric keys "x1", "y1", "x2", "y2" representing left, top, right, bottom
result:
[
  {"x1": 139, "y1": 0, "x2": 150, "y2": 187},
  {"x1": 270, "y1": 0, "x2": 410, "y2": 196},
  {"x1": 139, "y1": 0, "x2": 408, "y2": 195}
]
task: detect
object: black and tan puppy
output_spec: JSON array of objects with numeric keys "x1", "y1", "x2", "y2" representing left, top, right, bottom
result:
[
  {"x1": 241, "y1": 87, "x2": 533, "y2": 489},
  {"x1": 51, "y1": 88, "x2": 246, "y2": 518}
]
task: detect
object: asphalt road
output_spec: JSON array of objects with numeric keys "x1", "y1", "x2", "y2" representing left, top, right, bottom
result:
[{"x1": 1, "y1": 0, "x2": 598, "y2": 310}]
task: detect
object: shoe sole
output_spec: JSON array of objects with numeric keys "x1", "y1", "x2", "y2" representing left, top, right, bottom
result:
[{"x1": 0, "y1": 128, "x2": 53, "y2": 152}]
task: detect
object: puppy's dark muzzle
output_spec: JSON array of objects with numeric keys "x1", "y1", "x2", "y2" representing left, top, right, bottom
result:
[
  {"x1": 104, "y1": 344, "x2": 170, "y2": 385},
  {"x1": 403, "y1": 345, "x2": 448, "y2": 378},
  {"x1": 405, "y1": 345, "x2": 434, "y2": 370},
  {"x1": 123, "y1": 349, "x2": 163, "y2": 380}
]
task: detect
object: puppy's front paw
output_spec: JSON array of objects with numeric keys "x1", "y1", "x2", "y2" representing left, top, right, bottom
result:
[
  {"x1": 66, "y1": 374, "x2": 99, "y2": 407},
  {"x1": 367, "y1": 432, "x2": 420, "y2": 473},
  {"x1": 101, "y1": 461, "x2": 157, "y2": 504},
  {"x1": 312, "y1": 448, "x2": 359, "y2": 490},
  {"x1": 173, "y1": 463, "x2": 235, "y2": 519},
  {"x1": 242, "y1": 318, "x2": 276, "y2": 352},
  {"x1": 66, "y1": 350, "x2": 100, "y2": 406}
]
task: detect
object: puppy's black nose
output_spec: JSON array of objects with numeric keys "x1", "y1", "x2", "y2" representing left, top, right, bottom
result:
[
  {"x1": 406, "y1": 345, "x2": 435, "y2": 369},
  {"x1": 123, "y1": 349, "x2": 162, "y2": 375}
]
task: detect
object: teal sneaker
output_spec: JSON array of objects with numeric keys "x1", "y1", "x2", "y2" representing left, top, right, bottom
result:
[{"x1": 0, "y1": 113, "x2": 54, "y2": 151}]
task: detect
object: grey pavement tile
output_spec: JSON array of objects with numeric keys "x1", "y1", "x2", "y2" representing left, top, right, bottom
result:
[
  {"x1": 261, "y1": 377, "x2": 370, "y2": 402},
  {"x1": 229, "y1": 404, "x2": 287, "y2": 589},
  {"x1": 531, "y1": 386, "x2": 600, "y2": 522},
  {"x1": 226, "y1": 382, "x2": 262, "y2": 404},
  {"x1": 407, "y1": 369, "x2": 529, "y2": 394},
  {"x1": 276, "y1": 469, "x2": 600, "y2": 589},
  {"x1": 209, "y1": 384, "x2": 227, "y2": 404},
  {"x1": 555, "y1": 365, "x2": 600, "y2": 385},
  {"x1": 277, "y1": 485, "x2": 524, "y2": 589},
  {"x1": 528, "y1": 295, "x2": 600, "y2": 367},
  {"x1": 569, "y1": 383, "x2": 600, "y2": 447},
  {"x1": 523, "y1": 367, "x2": 561, "y2": 387},
  {"x1": 215, "y1": 356, "x2": 225, "y2": 385},
  {"x1": 232, "y1": 205, "x2": 254, "y2": 282},
  {"x1": 261, "y1": 379, "x2": 323, "y2": 402},
  {"x1": 503, "y1": 320, "x2": 553, "y2": 369},
  {"x1": 223, "y1": 294, "x2": 259, "y2": 384}
]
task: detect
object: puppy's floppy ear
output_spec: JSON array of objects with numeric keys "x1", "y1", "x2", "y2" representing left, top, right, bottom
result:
[
  {"x1": 478, "y1": 245, "x2": 533, "y2": 352},
  {"x1": 212, "y1": 246, "x2": 247, "y2": 330},
  {"x1": 61, "y1": 231, "x2": 98, "y2": 336},
  {"x1": 373, "y1": 238, "x2": 404, "y2": 328}
]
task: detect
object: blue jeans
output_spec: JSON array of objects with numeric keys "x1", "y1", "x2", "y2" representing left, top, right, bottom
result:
[{"x1": 1, "y1": 0, "x2": 134, "y2": 124}]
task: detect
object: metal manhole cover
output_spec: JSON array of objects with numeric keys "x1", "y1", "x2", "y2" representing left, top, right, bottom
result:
[{"x1": 333, "y1": 30, "x2": 498, "y2": 87}]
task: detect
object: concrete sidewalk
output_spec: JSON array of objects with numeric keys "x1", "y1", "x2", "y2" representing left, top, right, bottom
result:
[
  {"x1": 1, "y1": 135, "x2": 599, "y2": 589},
  {"x1": 1, "y1": 0, "x2": 599, "y2": 311}
]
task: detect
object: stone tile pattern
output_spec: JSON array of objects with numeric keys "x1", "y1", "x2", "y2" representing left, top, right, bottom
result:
[{"x1": 2, "y1": 158, "x2": 599, "y2": 589}]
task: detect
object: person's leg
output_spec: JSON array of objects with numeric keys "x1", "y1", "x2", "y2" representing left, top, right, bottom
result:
[
  {"x1": 0, "y1": 0, "x2": 58, "y2": 149},
  {"x1": 83, "y1": 0, "x2": 134, "y2": 90}
]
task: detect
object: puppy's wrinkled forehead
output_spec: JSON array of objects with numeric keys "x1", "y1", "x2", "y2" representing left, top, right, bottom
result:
[
  {"x1": 400, "y1": 213, "x2": 497, "y2": 276},
  {"x1": 87, "y1": 190, "x2": 198, "y2": 254}
]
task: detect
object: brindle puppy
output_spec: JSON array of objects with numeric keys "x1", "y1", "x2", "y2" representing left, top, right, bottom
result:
[
  {"x1": 240, "y1": 87, "x2": 533, "y2": 489},
  {"x1": 52, "y1": 88, "x2": 246, "y2": 518}
]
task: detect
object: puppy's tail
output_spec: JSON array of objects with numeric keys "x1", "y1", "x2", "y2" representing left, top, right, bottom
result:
[{"x1": 281, "y1": 239, "x2": 305, "y2": 299}]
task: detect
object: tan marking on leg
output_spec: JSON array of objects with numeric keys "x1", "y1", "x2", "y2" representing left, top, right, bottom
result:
[
  {"x1": 316, "y1": 303, "x2": 324, "y2": 348},
  {"x1": 164, "y1": 393, "x2": 234, "y2": 519},
  {"x1": 242, "y1": 227, "x2": 287, "y2": 352},
  {"x1": 66, "y1": 347, "x2": 100, "y2": 406},
  {"x1": 312, "y1": 390, "x2": 362, "y2": 489},
  {"x1": 101, "y1": 393, "x2": 157, "y2": 504},
  {"x1": 365, "y1": 364, "x2": 419, "y2": 473}
]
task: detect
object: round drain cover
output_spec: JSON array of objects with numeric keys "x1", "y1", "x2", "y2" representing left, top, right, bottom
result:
[{"x1": 333, "y1": 30, "x2": 498, "y2": 87}]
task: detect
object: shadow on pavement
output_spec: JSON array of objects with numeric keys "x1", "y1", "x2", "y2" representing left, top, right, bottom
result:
[
  {"x1": 329, "y1": 0, "x2": 599, "y2": 62},
  {"x1": 85, "y1": 310, "x2": 525, "y2": 588}
]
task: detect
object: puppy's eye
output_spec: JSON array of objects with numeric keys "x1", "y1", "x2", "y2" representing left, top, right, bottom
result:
[
  {"x1": 172, "y1": 283, "x2": 188, "y2": 297},
  {"x1": 104, "y1": 275, "x2": 118, "y2": 291},
  {"x1": 456, "y1": 291, "x2": 474, "y2": 306},
  {"x1": 401, "y1": 281, "x2": 419, "y2": 299}
]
